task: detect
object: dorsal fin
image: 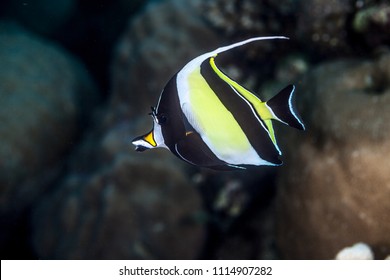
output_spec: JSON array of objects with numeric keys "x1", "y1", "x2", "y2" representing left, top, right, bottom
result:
[
  {"x1": 180, "y1": 36, "x2": 289, "y2": 75},
  {"x1": 208, "y1": 36, "x2": 289, "y2": 57}
]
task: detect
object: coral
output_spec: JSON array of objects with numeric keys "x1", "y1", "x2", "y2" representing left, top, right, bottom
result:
[
  {"x1": 1, "y1": 0, "x2": 76, "y2": 35},
  {"x1": 335, "y1": 242, "x2": 374, "y2": 260},
  {"x1": 28, "y1": 0, "x2": 283, "y2": 260},
  {"x1": 32, "y1": 154, "x2": 204, "y2": 259},
  {"x1": 202, "y1": 0, "x2": 297, "y2": 38},
  {"x1": 352, "y1": 2, "x2": 390, "y2": 47},
  {"x1": 202, "y1": 0, "x2": 390, "y2": 59},
  {"x1": 201, "y1": 0, "x2": 298, "y2": 67},
  {"x1": 31, "y1": 106, "x2": 203, "y2": 259},
  {"x1": 296, "y1": 0, "x2": 354, "y2": 56},
  {"x1": 276, "y1": 52, "x2": 390, "y2": 259},
  {"x1": 109, "y1": 0, "x2": 221, "y2": 122},
  {"x1": 295, "y1": 0, "x2": 390, "y2": 57},
  {"x1": 0, "y1": 22, "x2": 98, "y2": 217}
]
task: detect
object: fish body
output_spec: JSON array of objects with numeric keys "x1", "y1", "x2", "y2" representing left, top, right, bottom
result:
[{"x1": 132, "y1": 36, "x2": 305, "y2": 170}]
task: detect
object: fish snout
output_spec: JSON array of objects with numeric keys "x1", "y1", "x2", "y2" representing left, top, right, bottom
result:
[
  {"x1": 131, "y1": 129, "x2": 157, "y2": 151},
  {"x1": 134, "y1": 145, "x2": 149, "y2": 152}
]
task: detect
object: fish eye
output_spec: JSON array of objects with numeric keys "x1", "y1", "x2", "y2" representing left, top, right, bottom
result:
[{"x1": 158, "y1": 114, "x2": 168, "y2": 124}]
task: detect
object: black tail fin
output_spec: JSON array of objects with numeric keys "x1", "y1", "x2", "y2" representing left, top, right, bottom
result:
[{"x1": 266, "y1": 85, "x2": 305, "y2": 130}]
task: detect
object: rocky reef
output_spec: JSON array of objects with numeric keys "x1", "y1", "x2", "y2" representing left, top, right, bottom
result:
[
  {"x1": 0, "y1": 21, "x2": 98, "y2": 256},
  {"x1": 276, "y1": 52, "x2": 390, "y2": 259},
  {"x1": 110, "y1": 0, "x2": 220, "y2": 120},
  {"x1": 33, "y1": 155, "x2": 204, "y2": 259},
  {"x1": 28, "y1": 0, "x2": 279, "y2": 259}
]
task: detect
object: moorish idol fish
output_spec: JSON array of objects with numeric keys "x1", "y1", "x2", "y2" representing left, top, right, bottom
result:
[{"x1": 132, "y1": 36, "x2": 305, "y2": 170}]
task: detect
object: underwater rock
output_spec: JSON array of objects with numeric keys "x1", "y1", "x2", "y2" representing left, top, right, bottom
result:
[
  {"x1": 212, "y1": 204, "x2": 278, "y2": 260},
  {"x1": 296, "y1": 0, "x2": 390, "y2": 57},
  {"x1": 335, "y1": 242, "x2": 374, "y2": 260},
  {"x1": 202, "y1": 0, "x2": 297, "y2": 38},
  {"x1": 29, "y1": 0, "x2": 216, "y2": 259},
  {"x1": 201, "y1": 0, "x2": 298, "y2": 65},
  {"x1": 108, "y1": 0, "x2": 301, "y2": 260},
  {"x1": 109, "y1": 0, "x2": 297, "y2": 136},
  {"x1": 352, "y1": 2, "x2": 390, "y2": 48},
  {"x1": 296, "y1": 0, "x2": 354, "y2": 56},
  {"x1": 0, "y1": 22, "x2": 98, "y2": 218},
  {"x1": 276, "y1": 52, "x2": 390, "y2": 259},
  {"x1": 110, "y1": 0, "x2": 220, "y2": 122},
  {"x1": 199, "y1": 0, "x2": 390, "y2": 60},
  {"x1": 191, "y1": 168, "x2": 278, "y2": 259},
  {"x1": 0, "y1": 0, "x2": 76, "y2": 35},
  {"x1": 32, "y1": 154, "x2": 204, "y2": 259}
]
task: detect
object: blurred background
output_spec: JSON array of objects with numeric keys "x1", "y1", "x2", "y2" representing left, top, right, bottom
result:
[{"x1": 1, "y1": 0, "x2": 390, "y2": 260}]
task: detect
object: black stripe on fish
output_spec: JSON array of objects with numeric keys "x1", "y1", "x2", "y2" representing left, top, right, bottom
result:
[
  {"x1": 174, "y1": 123, "x2": 242, "y2": 170},
  {"x1": 200, "y1": 59, "x2": 282, "y2": 165},
  {"x1": 155, "y1": 73, "x2": 187, "y2": 153},
  {"x1": 157, "y1": 73, "x2": 231, "y2": 168}
]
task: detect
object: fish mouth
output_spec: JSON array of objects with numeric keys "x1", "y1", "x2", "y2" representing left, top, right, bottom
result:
[
  {"x1": 134, "y1": 145, "x2": 149, "y2": 152},
  {"x1": 131, "y1": 128, "x2": 156, "y2": 152},
  {"x1": 132, "y1": 135, "x2": 153, "y2": 152}
]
